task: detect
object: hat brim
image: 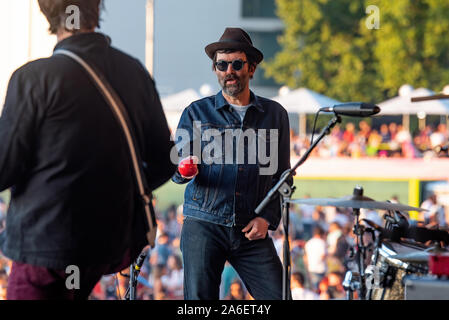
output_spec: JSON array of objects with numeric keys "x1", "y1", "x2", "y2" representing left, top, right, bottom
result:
[{"x1": 205, "y1": 41, "x2": 264, "y2": 64}]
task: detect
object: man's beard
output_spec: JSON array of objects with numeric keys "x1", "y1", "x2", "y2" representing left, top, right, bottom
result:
[{"x1": 220, "y1": 74, "x2": 245, "y2": 97}]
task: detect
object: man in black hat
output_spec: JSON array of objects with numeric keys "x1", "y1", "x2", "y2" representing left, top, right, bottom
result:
[{"x1": 172, "y1": 27, "x2": 291, "y2": 300}]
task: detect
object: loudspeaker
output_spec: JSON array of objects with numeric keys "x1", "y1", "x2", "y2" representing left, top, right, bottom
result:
[{"x1": 404, "y1": 275, "x2": 449, "y2": 300}]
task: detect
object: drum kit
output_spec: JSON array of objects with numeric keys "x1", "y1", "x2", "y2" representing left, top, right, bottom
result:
[{"x1": 291, "y1": 186, "x2": 449, "y2": 300}]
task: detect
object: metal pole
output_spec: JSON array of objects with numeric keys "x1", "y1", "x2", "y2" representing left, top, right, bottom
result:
[
  {"x1": 28, "y1": 0, "x2": 33, "y2": 59},
  {"x1": 282, "y1": 196, "x2": 291, "y2": 300},
  {"x1": 145, "y1": 0, "x2": 154, "y2": 76},
  {"x1": 353, "y1": 208, "x2": 366, "y2": 300},
  {"x1": 299, "y1": 113, "x2": 307, "y2": 138}
]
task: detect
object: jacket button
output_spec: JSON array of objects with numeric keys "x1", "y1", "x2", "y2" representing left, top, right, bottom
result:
[
  {"x1": 235, "y1": 192, "x2": 241, "y2": 196},
  {"x1": 238, "y1": 167, "x2": 244, "y2": 172}
]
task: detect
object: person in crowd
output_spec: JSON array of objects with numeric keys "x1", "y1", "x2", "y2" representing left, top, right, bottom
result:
[
  {"x1": 165, "y1": 205, "x2": 182, "y2": 239},
  {"x1": 343, "y1": 122, "x2": 356, "y2": 144},
  {"x1": 161, "y1": 254, "x2": 183, "y2": 299},
  {"x1": 225, "y1": 280, "x2": 247, "y2": 300},
  {"x1": 327, "y1": 271, "x2": 346, "y2": 300},
  {"x1": 327, "y1": 221, "x2": 349, "y2": 270},
  {"x1": 220, "y1": 261, "x2": 240, "y2": 299},
  {"x1": 379, "y1": 123, "x2": 391, "y2": 143},
  {"x1": 430, "y1": 124, "x2": 448, "y2": 150},
  {"x1": 329, "y1": 124, "x2": 344, "y2": 157},
  {"x1": 312, "y1": 206, "x2": 329, "y2": 232},
  {"x1": 358, "y1": 121, "x2": 372, "y2": 143},
  {"x1": 318, "y1": 276, "x2": 330, "y2": 300},
  {"x1": 150, "y1": 233, "x2": 172, "y2": 267},
  {"x1": 366, "y1": 129, "x2": 382, "y2": 156},
  {"x1": 299, "y1": 194, "x2": 316, "y2": 241},
  {"x1": 89, "y1": 281, "x2": 106, "y2": 300},
  {"x1": 333, "y1": 207, "x2": 351, "y2": 228},
  {"x1": 289, "y1": 205, "x2": 304, "y2": 240},
  {"x1": 0, "y1": 0, "x2": 176, "y2": 300},
  {"x1": 102, "y1": 275, "x2": 120, "y2": 300},
  {"x1": 150, "y1": 264, "x2": 167, "y2": 300},
  {"x1": 0, "y1": 270, "x2": 7, "y2": 300},
  {"x1": 304, "y1": 226, "x2": 327, "y2": 290},
  {"x1": 421, "y1": 193, "x2": 447, "y2": 227},
  {"x1": 291, "y1": 272, "x2": 319, "y2": 300},
  {"x1": 395, "y1": 124, "x2": 416, "y2": 158}
]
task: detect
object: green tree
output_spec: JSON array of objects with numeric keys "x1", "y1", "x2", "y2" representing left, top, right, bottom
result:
[{"x1": 264, "y1": 0, "x2": 449, "y2": 103}]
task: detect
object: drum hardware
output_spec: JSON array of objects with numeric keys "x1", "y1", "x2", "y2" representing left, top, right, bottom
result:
[
  {"x1": 364, "y1": 207, "x2": 439, "y2": 300},
  {"x1": 379, "y1": 244, "x2": 417, "y2": 271},
  {"x1": 367, "y1": 240, "x2": 430, "y2": 300},
  {"x1": 339, "y1": 186, "x2": 376, "y2": 300},
  {"x1": 392, "y1": 251, "x2": 435, "y2": 263},
  {"x1": 343, "y1": 270, "x2": 361, "y2": 300},
  {"x1": 292, "y1": 186, "x2": 425, "y2": 300},
  {"x1": 361, "y1": 219, "x2": 383, "y2": 232},
  {"x1": 365, "y1": 211, "x2": 444, "y2": 300}
]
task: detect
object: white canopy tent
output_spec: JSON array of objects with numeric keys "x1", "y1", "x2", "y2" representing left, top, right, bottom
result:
[
  {"x1": 161, "y1": 89, "x2": 201, "y2": 112},
  {"x1": 272, "y1": 87, "x2": 341, "y2": 113},
  {"x1": 379, "y1": 88, "x2": 449, "y2": 115},
  {"x1": 161, "y1": 89, "x2": 201, "y2": 132},
  {"x1": 378, "y1": 87, "x2": 449, "y2": 130},
  {"x1": 272, "y1": 87, "x2": 342, "y2": 136}
]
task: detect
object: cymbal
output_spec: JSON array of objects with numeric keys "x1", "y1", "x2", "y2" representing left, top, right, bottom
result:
[{"x1": 289, "y1": 194, "x2": 425, "y2": 212}]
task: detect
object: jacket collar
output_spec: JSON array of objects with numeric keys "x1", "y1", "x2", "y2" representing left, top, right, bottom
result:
[
  {"x1": 53, "y1": 32, "x2": 111, "y2": 54},
  {"x1": 214, "y1": 90, "x2": 264, "y2": 112}
]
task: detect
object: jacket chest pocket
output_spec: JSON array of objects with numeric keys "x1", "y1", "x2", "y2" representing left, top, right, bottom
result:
[
  {"x1": 192, "y1": 163, "x2": 224, "y2": 210},
  {"x1": 192, "y1": 124, "x2": 228, "y2": 209}
]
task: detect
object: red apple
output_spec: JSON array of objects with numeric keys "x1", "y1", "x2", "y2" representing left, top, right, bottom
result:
[{"x1": 178, "y1": 156, "x2": 199, "y2": 179}]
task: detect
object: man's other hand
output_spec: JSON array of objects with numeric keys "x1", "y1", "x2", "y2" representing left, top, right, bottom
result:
[{"x1": 242, "y1": 217, "x2": 269, "y2": 241}]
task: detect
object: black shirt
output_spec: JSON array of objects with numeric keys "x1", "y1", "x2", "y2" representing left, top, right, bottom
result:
[{"x1": 0, "y1": 32, "x2": 176, "y2": 269}]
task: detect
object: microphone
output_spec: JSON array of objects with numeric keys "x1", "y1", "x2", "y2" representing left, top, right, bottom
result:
[
  {"x1": 320, "y1": 102, "x2": 380, "y2": 117},
  {"x1": 134, "y1": 251, "x2": 148, "y2": 271}
]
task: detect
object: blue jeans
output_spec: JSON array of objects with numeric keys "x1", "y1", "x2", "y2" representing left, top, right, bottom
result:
[{"x1": 181, "y1": 217, "x2": 284, "y2": 300}]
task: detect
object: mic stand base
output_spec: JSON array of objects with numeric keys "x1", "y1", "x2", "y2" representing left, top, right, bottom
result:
[{"x1": 279, "y1": 176, "x2": 296, "y2": 300}]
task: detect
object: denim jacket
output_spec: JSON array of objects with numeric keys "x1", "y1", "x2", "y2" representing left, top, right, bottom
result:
[{"x1": 172, "y1": 90, "x2": 291, "y2": 230}]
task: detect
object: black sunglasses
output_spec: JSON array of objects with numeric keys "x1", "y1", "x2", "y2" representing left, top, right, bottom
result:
[{"x1": 215, "y1": 59, "x2": 247, "y2": 72}]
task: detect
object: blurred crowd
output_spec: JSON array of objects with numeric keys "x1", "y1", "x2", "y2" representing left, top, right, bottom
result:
[
  {"x1": 292, "y1": 121, "x2": 449, "y2": 159},
  {"x1": 0, "y1": 190, "x2": 448, "y2": 301}
]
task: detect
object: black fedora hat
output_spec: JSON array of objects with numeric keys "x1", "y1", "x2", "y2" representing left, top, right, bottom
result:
[{"x1": 205, "y1": 27, "x2": 264, "y2": 64}]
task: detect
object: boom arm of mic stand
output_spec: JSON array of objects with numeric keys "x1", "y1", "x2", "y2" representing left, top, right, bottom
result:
[
  {"x1": 254, "y1": 114, "x2": 341, "y2": 301},
  {"x1": 255, "y1": 115, "x2": 341, "y2": 214}
]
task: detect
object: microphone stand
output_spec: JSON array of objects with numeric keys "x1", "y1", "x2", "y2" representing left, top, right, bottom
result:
[
  {"x1": 255, "y1": 115, "x2": 341, "y2": 300},
  {"x1": 124, "y1": 250, "x2": 148, "y2": 300}
]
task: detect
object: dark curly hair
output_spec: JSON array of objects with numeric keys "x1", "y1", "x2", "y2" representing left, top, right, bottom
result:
[{"x1": 38, "y1": 0, "x2": 103, "y2": 34}]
